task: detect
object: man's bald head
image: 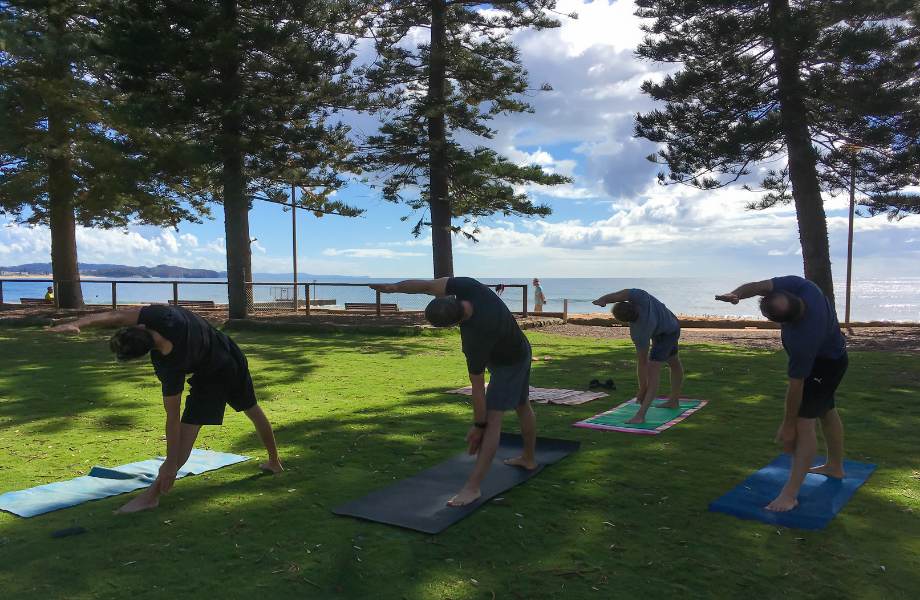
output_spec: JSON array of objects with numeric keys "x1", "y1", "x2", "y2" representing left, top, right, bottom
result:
[{"x1": 760, "y1": 290, "x2": 805, "y2": 323}]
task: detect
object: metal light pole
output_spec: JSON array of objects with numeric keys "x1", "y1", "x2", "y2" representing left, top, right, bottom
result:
[
  {"x1": 292, "y1": 184, "x2": 298, "y2": 312},
  {"x1": 844, "y1": 150, "x2": 858, "y2": 326}
]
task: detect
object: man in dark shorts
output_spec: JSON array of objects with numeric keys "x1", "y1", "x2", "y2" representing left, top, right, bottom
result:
[
  {"x1": 717, "y1": 276, "x2": 848, "y2": 511},
  {"x1": 592, "y1": 288, "x2": 684, "y2": 425},
  {"x1": 46, "y1": 305, "x2": 283, "y2": 514},
  {"x1": 369, "y1": 277, "x2": 536, "y2": 506}
]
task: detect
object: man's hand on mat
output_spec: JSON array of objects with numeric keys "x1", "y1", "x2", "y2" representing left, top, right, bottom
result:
[
  {"x1": 715, "y1": 293, "x2": 739, "y2": 304},
  {"x1": 369, "y1": 283, "x2": 397, "y2": 293},
  {"x1": 775, "y1": 423, "x2": 797, "y2": 454},
  {"x1": 447, "y1": 486, "x2": 481, "y2": 506},
  {"x1": 158, "y1": 462, "x2": 179, "y2": 494},
  {"x1": 465, "y1": 427, "x2": 484, "y2": 455},
  {"x1": 44, "y1": 323, "x2": 80, "y2": 334}
]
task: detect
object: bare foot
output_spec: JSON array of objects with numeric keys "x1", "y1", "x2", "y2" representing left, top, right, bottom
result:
[
  {"x1": 654, "y1": 400, "x2": 681, "y2": 409},
  {"x1": 626, "y1": 414, "x2": 646, "y2": 425},
  {"x1": 447, "y1": 487, "x2": 481, "y2": 506},
  {"x1": 765, "y1": 494, "x2": 798, "y2": 512},
  {"x1": 114, "y1": 492, "x2": 159, "y2": 514},
  {"x1": 259, "y1": 459, "x2": 283, "y2": 473},
  {"x1": 809, "y1": 464, "x2": 845, "y2": 478},
  {"x1": 504, "y1": 455, "x2": 537, "y2": 470}
]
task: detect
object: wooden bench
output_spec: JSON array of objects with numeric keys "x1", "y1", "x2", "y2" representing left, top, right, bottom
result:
[
  {"x1": 20, "y1": 298, "x2": 52, "y2": 306},
  {"x1": 168, "y1": 300, "x2": 217, "y2": 309},
  {"x1": 344, "y1": 302, "x2": 399, "y2": 313}
]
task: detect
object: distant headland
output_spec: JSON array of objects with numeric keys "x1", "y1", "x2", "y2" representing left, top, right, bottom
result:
[{"x1": 0, "y1": 263, "x2": 221, "y2": 279}]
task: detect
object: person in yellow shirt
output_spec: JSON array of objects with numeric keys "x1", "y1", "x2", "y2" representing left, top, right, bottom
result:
[{"x1": 44, "y1": 286, "x2": 54, "y2": 301}]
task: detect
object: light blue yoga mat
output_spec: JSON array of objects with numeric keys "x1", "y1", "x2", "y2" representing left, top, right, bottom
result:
[
  {"x1": 0, "y1": 449, "x2": 250, "y2": 518},
  {"x1": 708, "y1": 454, "x2": 876, "y2": 530}
]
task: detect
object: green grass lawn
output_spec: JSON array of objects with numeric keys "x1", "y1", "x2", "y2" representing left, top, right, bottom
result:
[{"x1": 0, "y1": 326, "x2": 918, "y2": 600}]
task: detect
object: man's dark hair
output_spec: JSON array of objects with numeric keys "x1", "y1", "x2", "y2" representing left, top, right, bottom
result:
[
  {"x1": 760, "y1": 290, "x2": 804, "y2": 323},
  {"x1": 425, "y1": 297, "x2": 465, "y2": 327},
  {"x1": 612, "y1": 301, "x2": 640, "y2": 323},
  {"x1": 109, "y1": 327, "x2": 155, "y2": 362}
]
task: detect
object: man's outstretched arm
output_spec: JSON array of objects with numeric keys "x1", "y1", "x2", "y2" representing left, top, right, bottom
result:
[
  {"x1": 592, "y1": 289, "x2": 630, "y2": 307},
  {"x1": 715, "y1": 280, "x2": 773, "y2": 304},
  {"x1": 44, "y1": 307, "x2": 143, "y2": 334},
  {"x1": 369, "y1": 278, "x2": 449, "y2": 297}
]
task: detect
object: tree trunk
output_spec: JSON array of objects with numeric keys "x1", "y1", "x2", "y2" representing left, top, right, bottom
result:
[
  {"x1": 769, "y1": 0, "x2": 836, "y2": 308},
  {"x1": 223, "y1": 152, "x2": 251, "y2": 319},
  {"x1": 428, "y1": 0, "x2": 454, "y2": 278},
  {"x1": 220, "y1": 0, "x2": 251, "y2": 319},
  {"x1": 47, "y1": 113, "x2": 84, "y2": 308}
]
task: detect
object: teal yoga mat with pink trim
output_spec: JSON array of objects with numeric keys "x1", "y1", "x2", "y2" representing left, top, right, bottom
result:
[{"x1": 573, "y1": 398, "x2": 708, "y2": 434}]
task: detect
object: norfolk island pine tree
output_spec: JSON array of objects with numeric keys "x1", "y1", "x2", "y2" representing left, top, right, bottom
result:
[{"x1": 633, "y1": 0, "x2": 920, "y2": 307}]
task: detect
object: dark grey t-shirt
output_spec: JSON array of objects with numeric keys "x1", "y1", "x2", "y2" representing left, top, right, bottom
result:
[
  {"x1": 445, "y1": 277, "x2": 529, "y2": 375},
  {"x1": 137, "y1": 305, "x2": 232, "y2": 396}
]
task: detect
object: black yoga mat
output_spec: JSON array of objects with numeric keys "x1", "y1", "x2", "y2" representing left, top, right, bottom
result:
[{"x1": 332, "y1": 432, "x2": 580, "y2": 534}]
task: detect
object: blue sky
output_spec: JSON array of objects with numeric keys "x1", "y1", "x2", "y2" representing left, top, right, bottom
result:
[{"x1": 2, "y1": 0, "x2": 918, "y2": 278}]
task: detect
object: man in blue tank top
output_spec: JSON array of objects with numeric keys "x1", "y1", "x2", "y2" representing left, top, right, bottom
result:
[
  {"x1": 592, "y1": 288, "x2": 684, "y2": 425},
  {"x1": 717, "y1": 276, "x2": 848, "y2": 512}
]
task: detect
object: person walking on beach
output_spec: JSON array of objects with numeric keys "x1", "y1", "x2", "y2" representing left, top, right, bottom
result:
[
  {"x1": 369, "y1": 277, "x2": 536, "y2": 506},
  {"x1": 45, "y1": 305, "x2": 283, "y2": 514},
  {"x1": 716, "y1": 276, "x2": 848, "y2": 512},
  {"x1": 533, "y1": 278, "x2": 545, "y2": 313},
  {"x1": 592, "y1": 288, "x2": 683, "y2": 425}
]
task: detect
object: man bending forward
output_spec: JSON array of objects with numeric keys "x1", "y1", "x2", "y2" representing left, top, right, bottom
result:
[
  {"x1": 717, "y1": 276, "x2": 848, "y2": 511},
  {"x1": 47, "y1": 305, "x2": 283, "y2": 513},
  {"x1": 370, "y1": 277, "x2": 536, "y2": 506}
]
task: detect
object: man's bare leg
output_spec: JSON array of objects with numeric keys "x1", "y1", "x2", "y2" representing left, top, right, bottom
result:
[
  {"x1": 448, "y1": 410, "x2": 504, "y2": 506},
  {"x1": 504, "y1": 401, "x2": 537, "y2": 469},
  {"x1": 244, "y1": 404, "x2": 283, "y2": 473},
  {"x1": 810, "y1": 409, "x2": 845, "y2": 478},
  {"x1": 655, "y1": 353, "x2": 684, "y2": 409},
  {"x1": 115, "y1": 423, "x2": 201, "y2": 514},
  {"x1": 766, "y1": 417, "x2": 817, "y2": 511},
  {"x1": 627, "y1": 362, "x2": 664, "y2": 424}
]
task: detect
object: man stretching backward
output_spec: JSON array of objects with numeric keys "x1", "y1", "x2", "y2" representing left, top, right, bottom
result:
[
  {"x1": 46, "y1": 305, "x2": 283, "y2": 514},
  {"x1": 717, "y1": 276, "x2": 848, "y2": 512},
  {"x1": 369, "y1": 277, "x2": 536, "y2": 506}
]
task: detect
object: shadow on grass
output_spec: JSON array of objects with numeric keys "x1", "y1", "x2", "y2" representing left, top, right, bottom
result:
[{"x1": 0, "y1": 328, "x2": 918, "y2": 599}]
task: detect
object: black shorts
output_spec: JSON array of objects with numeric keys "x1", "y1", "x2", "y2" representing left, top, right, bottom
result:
[
  {"x1": 648, "y1": 327, "x2": 680, "y2": 363},
  {"x1": 181, "y1": 340, "x2": 257, "y2": 426},
  {"x1": 799, "y1": 351, "x2": 848, "y2": 419}
]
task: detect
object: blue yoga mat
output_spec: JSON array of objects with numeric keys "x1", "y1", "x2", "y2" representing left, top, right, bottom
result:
[
  {"x1": 0, "y1": 449, "x2": 250, "y2": 518},
  {"x1": 708, "y1": 454, "x2": 876, "y2": 530}
]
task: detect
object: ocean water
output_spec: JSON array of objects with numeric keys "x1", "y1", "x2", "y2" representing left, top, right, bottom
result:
[{"x1": 1, "y1": 275, "x2": 917, "y2": 322}]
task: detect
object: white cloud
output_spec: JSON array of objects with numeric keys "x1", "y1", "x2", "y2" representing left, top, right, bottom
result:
[
  {"x1": 179, "y1": 233, "x2": 198, "y2": 247},
  {"x1": 322, "y1": 248, "x2": 426, "y2": 259},
  {"x1": 205, "y1": 238, "x2": 226, "y2": 255}
]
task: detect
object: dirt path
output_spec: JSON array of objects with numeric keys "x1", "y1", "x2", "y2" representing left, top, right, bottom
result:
[{"x1": 536, "y1": 323, "x2": 919, "y2": 354}]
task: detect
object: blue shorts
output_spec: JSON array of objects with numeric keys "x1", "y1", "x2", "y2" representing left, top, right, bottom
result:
[
  {"x1": 485, "y1": 343, "x2": 532, "y2": 412},
  {"x1": 648, "y1": 327, "x2": 680, "y2": 363}
]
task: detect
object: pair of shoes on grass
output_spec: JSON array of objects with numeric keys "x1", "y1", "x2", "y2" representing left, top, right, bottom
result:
[{"x1": 588, "y1": 378, "x2": 616, "y2": 390}]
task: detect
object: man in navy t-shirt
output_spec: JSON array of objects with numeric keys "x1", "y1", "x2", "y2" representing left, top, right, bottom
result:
[
  {"x1": 370, "y1": 277, "x2": 535, "y2": 507},
  {"x1": 592, "y1": 288, "x2": 684, "y2": 425},
  {"x1": 46, "y1": 305, "x2": 283, "y2": 514},
  {"x1": 717, "y1": 276, "x2": 848, "y2": 512}
]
